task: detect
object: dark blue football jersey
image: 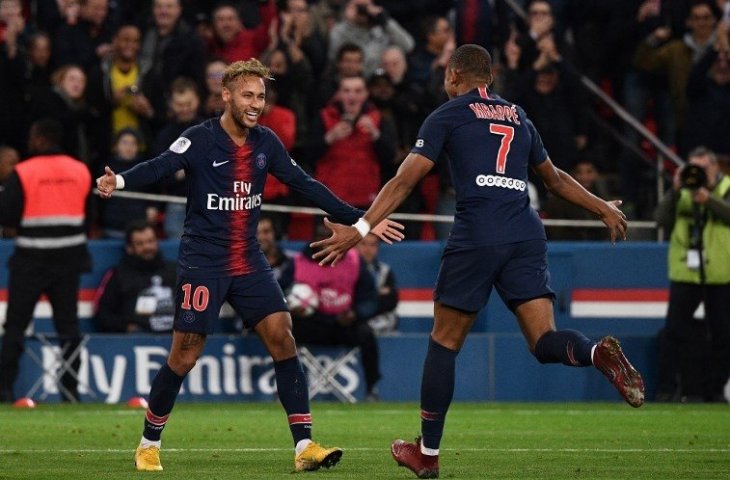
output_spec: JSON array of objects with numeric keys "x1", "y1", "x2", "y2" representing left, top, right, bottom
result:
[
  {"x1": 412, "y1": 86, "x2": 548, "y2": 246},
  {"x1": 120, "y1": 118, "x2": 362, "y2": 277}
]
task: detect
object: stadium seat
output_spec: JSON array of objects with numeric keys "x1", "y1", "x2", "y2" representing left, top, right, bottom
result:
[{"x1": 297, "y1": 345, "x2": 360, "y2": 403}]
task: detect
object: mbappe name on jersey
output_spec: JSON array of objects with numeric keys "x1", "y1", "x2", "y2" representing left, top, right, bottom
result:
[{"x1": 468, "y1": 102, "x2": 521, "y2": 125}]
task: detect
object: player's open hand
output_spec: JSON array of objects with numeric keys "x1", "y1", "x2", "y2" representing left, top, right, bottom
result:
[
  {"x1": 600, "y1": 199, "x2": 628, "y2": 244},
  {"x1": 310, "y1": 218, "x2": 361, "y2": 266},
  {"x1": 371, "y1": 218, "x2": 405, "y2": 244},
  {"x1": 96, "y1": 166, "x2": 117, "y2": 199}
]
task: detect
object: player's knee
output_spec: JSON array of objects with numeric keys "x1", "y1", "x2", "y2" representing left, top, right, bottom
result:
[
  {"x1": 533, "y1": 331, "x2": 556, "y2": 363},
  {"x1": 168, "y1": 355, "x2": 198, "y2": 375}
]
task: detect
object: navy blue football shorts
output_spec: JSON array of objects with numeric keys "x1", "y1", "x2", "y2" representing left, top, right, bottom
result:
[
  {"x1": 434, "y1": 239, "x2": 555, "y2": 313},
  {"x1": 173, "y1": 269, "x2": 288, "y2": 334}
]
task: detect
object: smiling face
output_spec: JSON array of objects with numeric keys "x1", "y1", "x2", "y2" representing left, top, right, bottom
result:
[{"x1": 222, "y1": 75, "x2": 266, "y2": 130}]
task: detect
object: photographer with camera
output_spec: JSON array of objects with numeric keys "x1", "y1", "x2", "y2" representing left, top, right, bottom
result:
[{"x1": 655, "y1": 146, "x2": 730, "y2": 402}]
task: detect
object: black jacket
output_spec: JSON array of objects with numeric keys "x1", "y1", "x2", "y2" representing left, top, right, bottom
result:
[{"x1": 93, "y1": 252, "x2": 177, "y2": 333}]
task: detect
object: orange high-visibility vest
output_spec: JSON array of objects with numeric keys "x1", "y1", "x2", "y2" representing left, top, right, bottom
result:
[{"x1": 15, "y1": 154, "x2": 91, "y2": 248}]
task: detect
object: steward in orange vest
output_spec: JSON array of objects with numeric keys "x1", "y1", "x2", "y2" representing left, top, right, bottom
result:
[{"x1": 0, "y1": 118, "x2": 92, "y2": 404}]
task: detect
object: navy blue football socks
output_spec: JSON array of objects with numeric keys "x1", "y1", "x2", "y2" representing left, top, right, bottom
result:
[
  {"x1": 420, "y1": 337, "x2": 458, "y2": 451},
  {"x1": 534, "y1": 330, "x2": 594, "y2": 366},
  {"x1": 143, "y1": 363, "x2": 185, "y2": 441},
  {"x1": 274, "y1": 356, "x2": 312, "y2": 445}
]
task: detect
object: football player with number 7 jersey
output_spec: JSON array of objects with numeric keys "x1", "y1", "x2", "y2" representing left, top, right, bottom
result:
[
  {"x1": 310, "y1": 44, "x2": 645, "y2": 479},
  {"x1": 96, "y1": 58, "x2": 404, "y2": 474}
]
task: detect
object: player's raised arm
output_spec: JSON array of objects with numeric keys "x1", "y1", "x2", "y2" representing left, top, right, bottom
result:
[
  {"x1": 534, "y1": 158, "x2": 627, "y2": 243},
  {"x1": 96, "y1": 166, "x2": 118, "y2": 199},
  {"x1": 312, "y1": 152, "x2": 434, "y2": 266}
]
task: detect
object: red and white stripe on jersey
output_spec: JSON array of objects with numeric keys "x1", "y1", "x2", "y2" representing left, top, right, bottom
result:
[
  {"x1": 288, "y1": 413, "x2": 313, "y2": 425},
  {"x1": 145, "y1": 409, "x2": 170, "y2": 426},
  {"x1": 478, "y1": 85, "x2": 490, "y2": 99}
]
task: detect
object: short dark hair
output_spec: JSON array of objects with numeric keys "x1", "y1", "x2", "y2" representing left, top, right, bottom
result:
[
  {"x1": 336, "y1": 43, "x2": 364, "y2": 62},
  {"x1": 124, "y1": 219, "x2": 156, "y2": 245},
  {"x1": 448, "y1": 44, "x2": 492, "y2": 81},
  {"x1": 31, "y1": 118, "x2": 64, "y2": 147}
]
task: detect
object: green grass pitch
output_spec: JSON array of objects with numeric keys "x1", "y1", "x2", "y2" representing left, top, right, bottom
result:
[{"x1": 1, "y1": 402, "x2": 729, "y2": 479}]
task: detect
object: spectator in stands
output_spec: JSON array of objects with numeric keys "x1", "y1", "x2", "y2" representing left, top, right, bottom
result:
[
  {"x1": 257, "y1": 214, "x2": 294, "y2": 289},
  {"x1": 655, "y1": 146, "x2": 730, "y2": 402},
  {"x1": 0, "y1": 0, "x2": 32, "y2": 152},
  {"x1": 260, "y1": 37, "x2": 314, "y2": 153},
  {"x1": 150, "y1": 77, "x2": 203, "y2": 239},
  {"x1": 328, "y1": 0, "x2": 414, "y2": 77},
  {"x1": 206, "y1": 1, "x2": 274, "y2": 65},
  {"x1": 96, "y1": 129, "x2": 159, "y2": 238},
  {"x1": 0, "y1": 144, "x2": 19, "y2": 238},
  {"x1": 0, "y1": 118, "x2": 92, "y2": 403},
  {"x1": 94, "y1": 220, "x2": 177, "y2": 333},
  {"x1": 311, "y1": 74, "x2": 397, "y2": 210},
  {"x1": 202, "y1": 58, "x2": 227, "y2": 118},
  {"x1": 499, "y1": 27, "x2": 588, "y2": 201},
  {"x1": 29, "y1": 64, "x2": 94, "y2": 165},
  {"x1": 313, "y1": 42, "x2": 364, "y2": 112},
  {"x1": 52, "y1": 0, "x2": 115, "y2": 72},
  {"x1": 514, "y1": 0, "x2": 573, "y2": 72},
  {"x1": 0, "y1": 0, "x2": 30, "y2": 49},
  {"x1": 86, "y1": 24, "x2": 155, "y2": 161},
  {"x1": 613, "y1": 0, "x2": 676, "y2": 220},
  {"x1": 633, "y1": 0, "x2": 720, "y2": 149},
  {"x1": 280, "y1": 0, "x2": 328, "y2": 80},
  {"x1": 378, "y1": 46, "x2": 426, "y2": 156},
  {"x1": 139, "y1": 0, "x2": 206, "y2": 130},
  {"x1": 289, "y1": 222, "x2": 382, "y2": 399},
  {"x1": 367, "y1": 68, "x2": 424, "y2": 240},
  {"x1": 406, "y1": 15, "x2": 455, "y2": 95},
  {"x1": 543, "y1": 159, "x2": 611, "y2": 241},
  {"x1": 683, "y1": 19, "x2": 730, "y2": 157},
  {"x1": 356, "y1": 233, "x2": 399, "y2": 335}
]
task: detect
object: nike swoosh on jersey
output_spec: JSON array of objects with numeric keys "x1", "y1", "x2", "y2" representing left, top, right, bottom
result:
[{"x1": 212, "y1": 160, "x2": 230, "y2": 167}]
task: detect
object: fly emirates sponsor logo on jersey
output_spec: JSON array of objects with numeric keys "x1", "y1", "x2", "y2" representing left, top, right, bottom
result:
[
  {"x1": 469, "y1": 101, "x2": 526, "y2": 192},
  {"x1": 207, "y1": 181, "x2": 262, "y2": 211}
]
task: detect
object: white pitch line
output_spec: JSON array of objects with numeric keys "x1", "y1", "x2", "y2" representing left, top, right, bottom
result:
[{"x1": 1, "y1": 447, "x2": 729, "y2": 454}]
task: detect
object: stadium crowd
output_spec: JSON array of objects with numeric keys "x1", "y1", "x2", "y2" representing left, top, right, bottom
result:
[{"x1": 1, "y1": 0, "x2": 729, "y2": 240}]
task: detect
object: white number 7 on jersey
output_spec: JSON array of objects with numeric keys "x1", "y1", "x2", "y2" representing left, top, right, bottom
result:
[{"x1": 489, "y1": 124, "x2": 514, "y2": 174}]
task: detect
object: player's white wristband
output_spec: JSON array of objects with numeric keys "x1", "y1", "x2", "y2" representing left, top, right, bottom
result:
[
  {"x1": 353, "y1": 218, "x2": 370, "y2": 238},
  {"x1": 115, "y1": 174, "x2": 125, "y2": 190}
]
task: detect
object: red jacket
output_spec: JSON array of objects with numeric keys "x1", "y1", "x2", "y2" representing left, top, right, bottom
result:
[{"x1": 315, "y1": 104, "x2": 382, "y2": 207}]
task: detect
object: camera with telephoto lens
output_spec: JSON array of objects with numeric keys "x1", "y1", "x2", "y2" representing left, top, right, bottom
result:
[{"x1": 680, "y1": 164, "x2": 707, "y2": 190}]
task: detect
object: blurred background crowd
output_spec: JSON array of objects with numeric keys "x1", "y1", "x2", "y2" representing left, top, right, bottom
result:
[{"x1": 1, "y1": 0, "x2": 729, "y2": 241}]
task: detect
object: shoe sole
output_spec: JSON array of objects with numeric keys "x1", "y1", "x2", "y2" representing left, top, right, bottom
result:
[{"x1": 597, "y1": 337, "x2": 645, "y2": 408}]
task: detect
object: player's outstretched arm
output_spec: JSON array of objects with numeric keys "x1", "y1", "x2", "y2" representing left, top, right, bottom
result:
[
  {"x1": 96, "y1": 166, "x2": 117, "y2": 199},
  {"x1": 311, "y1": 217, "x2": 405, "y2": 266},
  {"x1": 312, "y1": 153, "x2": 433, "y2": 265},
  {"x1": 535, "y1": 158, "x2": 627, "y2": 243}
]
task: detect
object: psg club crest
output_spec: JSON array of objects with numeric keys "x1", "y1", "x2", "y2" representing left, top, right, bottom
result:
[{"x1": 256, "y1": 153, "x2": 267, "y2": 169}]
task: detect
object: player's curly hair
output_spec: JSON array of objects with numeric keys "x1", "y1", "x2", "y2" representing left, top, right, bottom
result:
[
  {"x1": 448, "y1": 44, "x2": 492, "y2": 82},
  {"x1": 222, "y1": 59, "x2": 273, "y2": 88}
]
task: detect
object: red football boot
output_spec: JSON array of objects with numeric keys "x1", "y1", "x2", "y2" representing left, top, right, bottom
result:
[
  {"x1": 594, "y1": 336, "x2": 645, "y2": 407},
  {"x1": 391, "y1": 437, "x2": 439, "y2": 479}
]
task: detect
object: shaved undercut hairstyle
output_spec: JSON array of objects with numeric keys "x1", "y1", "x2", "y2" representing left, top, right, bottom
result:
[
  {"x1": 448, "y1": 44, "x2": 492, "y2": 82},
  {"x1": 222, "y1": 58, "x2": 273, "y2": 88}
]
